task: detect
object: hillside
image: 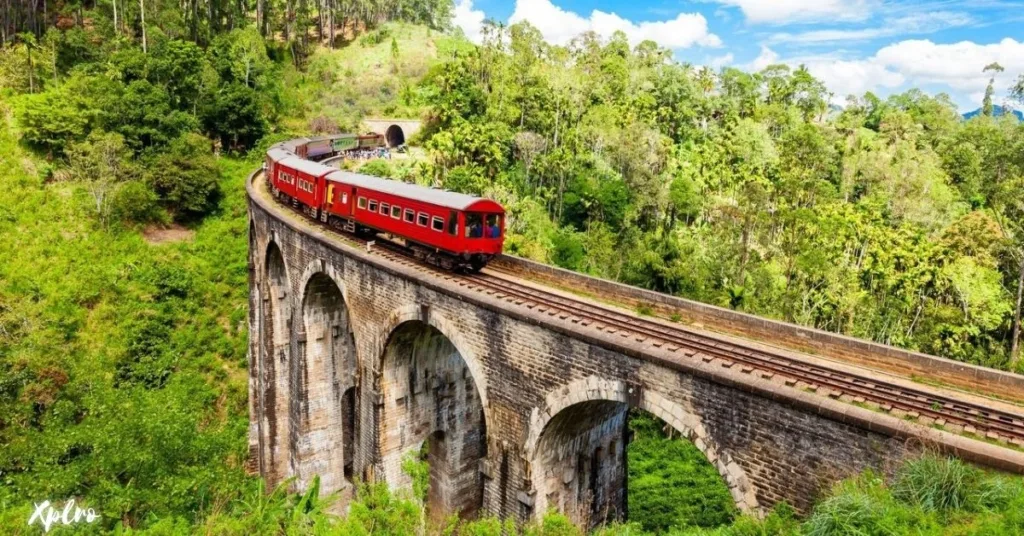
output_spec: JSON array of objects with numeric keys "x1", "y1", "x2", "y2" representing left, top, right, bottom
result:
[
  {"x1": 963, "y1": 105, "x2": 1024, "y2": 121},
  {"x1": 282, "y1": 23, "x2": 472, "y2": 133}
]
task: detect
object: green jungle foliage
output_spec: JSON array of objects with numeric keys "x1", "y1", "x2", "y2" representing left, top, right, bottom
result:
[
  {"x1": 627, "y1": 411, "x2": 737, "y2": 532},
  {"x1": 2, "y1": 0, "x2": 1024, "y2": 533}
]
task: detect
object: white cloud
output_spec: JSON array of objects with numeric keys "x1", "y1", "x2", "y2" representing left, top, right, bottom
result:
[
  {"x1": 508, "y1": 0, "x2": 721, "y2": 49},
  {"x1": 713, "y1": 0, "x2": 873, "y2": 24},
  {"x1": 759, "y1": 38, "x2": 1024, "y2": 109},
  {"x1": 873, "y1": 38, "x2": 1024, "y2": 94},
  {"x1": 709, "y1": 53, "x2": 735, "y2": 69},
  {"x1": 746, "y1": 45, "x2": 780, "y2": 71},
  {"x1": 453, "y1": 0, "x2": 487, "y2": 44},
  {"x1": 767, "y1": 11, "x2": 974, "y2": 45},
  {"x1": 802, "y1": 58, "x2": 905, "y2": 98}
]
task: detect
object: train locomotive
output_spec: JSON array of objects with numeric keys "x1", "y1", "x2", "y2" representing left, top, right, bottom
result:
[{"x1": 264, "y1": 135, "x2": 505, "y2": 272}]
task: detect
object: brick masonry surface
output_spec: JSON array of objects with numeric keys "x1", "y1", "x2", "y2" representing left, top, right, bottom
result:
[{"x1": 246, "y1": 171, "x2": 1024, "y2": 525}]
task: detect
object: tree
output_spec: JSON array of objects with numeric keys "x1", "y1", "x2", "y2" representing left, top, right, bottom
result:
[
  {"x1": 65, "y1": 132, "x2": 138, "y2": 224},
  {"x1": 149, "y1": 40, "x2": 206, "y2": 112},
  {"x1": 104, "y1": 79, "x2": 198, "y2": 151},
  {"x1": 513, "y1": 131, "x2": 547, "y2": 187},
  {"x1": 201, "y1": 82, "x2": 268, "y2": 151},
  {"x1": 982, "y1": 62, "x2": 1004, "y2": 117},
  {"x1": 145, "y1": 133, "x2": 221, "y2": 219},
  {"x1": 390, "y1": 36, "x2": 400, "y2": 74},
  {"x1": 15, "y1": 86, "x2": 91, "y2": 155}
]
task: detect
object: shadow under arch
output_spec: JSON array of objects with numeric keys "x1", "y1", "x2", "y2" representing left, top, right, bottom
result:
[
  {"x1": 259, "y1": 239, "x2": 292, "y2": 487},
  {"x1": 524, "y1": 377, "x2": 759, "y2": 528},
  {"x1": 375, "y1": 307, "x2": 490, "y2": 521},
  {"x1": 292, "y1": 270, "x2": 359, "y2": 495}
]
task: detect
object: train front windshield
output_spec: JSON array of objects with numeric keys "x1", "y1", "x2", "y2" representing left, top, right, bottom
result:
[{"x1": 465, "y1": 213, "x2": 503, "y2": 239}]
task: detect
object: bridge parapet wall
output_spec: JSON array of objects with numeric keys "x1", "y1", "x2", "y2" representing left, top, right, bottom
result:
[{"x1": 491, "y1": 255, "x2": 1024, "y2": 402}]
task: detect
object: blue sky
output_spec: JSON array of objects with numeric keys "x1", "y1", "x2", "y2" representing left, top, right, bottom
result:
[{"x1": 452, "y1": 0, "x2": 1024, "y2": 111}]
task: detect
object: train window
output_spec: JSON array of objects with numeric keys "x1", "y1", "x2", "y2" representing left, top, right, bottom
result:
[
  {"x1": 342, "y1": 193, "x2": 348, "y2": 204},
  {"x1": 380, "y1": 203, "x2": 389, "y2": 215},
  {"x1": 368, "y1": 200, "x2": 378, "y2": 212},
  {"x1": 465, "y1": 213, "x2": 483, "y2": 239},
  {"x1": 448, "y1": 211, "x2": 458, "y2": 235},
  {"x1": 485, "y1": 214, "x2": 503, "y2": 238},
  {"x1": 391, "y1": 205, "x2": 401, "y2": 219},
  {"x1": 417, "y1": 212, "x2": 429, "y2": 227},
  {"x1": 431, "y1": 216, "x2": 444, "y2": 231},
  {"x1": 404, "y1": 209, "x2": 415, "y2": 223},
  {"x1": 358, "y1": 197, "x2": 367, "y2": 209}
]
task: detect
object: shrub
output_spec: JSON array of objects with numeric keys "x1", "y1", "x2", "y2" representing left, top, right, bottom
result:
[
  {"x1": 360, "y1": 158, "x2": 394, "y2": 178},
  {"x1": 110, "y1": 180, "x2": 166, "y2": 225},
  {"x1": 147, "y1": 133, "x2": 222, "y2": 220},
  {"x1": 891, "y1": 455, "x2": 982, "y2": 513}
]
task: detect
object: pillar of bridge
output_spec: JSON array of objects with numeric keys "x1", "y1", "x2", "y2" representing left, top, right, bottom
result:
[
  {"x1": 292, "y1": 272, "x2": 358, "y2": 494},
  {"x1": 258, "y1": 240, "x2": 293, "y2": 488}
]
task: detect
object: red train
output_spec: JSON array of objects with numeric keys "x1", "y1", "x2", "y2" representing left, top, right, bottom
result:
[{"x1": 264, "y1": 136, "x2": 505, "y2": 271}]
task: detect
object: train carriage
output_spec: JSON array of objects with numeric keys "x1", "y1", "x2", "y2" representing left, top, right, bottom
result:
[
  {"x1": 323, "y1": 171, "x2": 504, "y2": 270},
  {"x1": 305, "y1": 136, "x2": 334, "y2": 161},
  {"x1": 265, "y1": 136, "x2": 506, "y2": 271},
  {"x1": 271, "y1": 156, "x2": 335, "y2": 215}
]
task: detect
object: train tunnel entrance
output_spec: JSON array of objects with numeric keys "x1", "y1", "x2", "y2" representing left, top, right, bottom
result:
[{"x1": 385, "y1": 124, "x2": 405, "y2": 147}]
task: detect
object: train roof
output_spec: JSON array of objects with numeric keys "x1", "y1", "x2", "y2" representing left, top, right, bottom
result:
[
  {"x1": 278, "y1": 138, "x2": 308, "y2": 152},
  {"x1": 279, "y1": 156, "x2": 335, "y2": 177},
  {"x1": 327, "y1": 170, "x2": 504, "y2": 213},
  {"x1": 267, "y1": 148, "x2": 292, "y2": 161}
]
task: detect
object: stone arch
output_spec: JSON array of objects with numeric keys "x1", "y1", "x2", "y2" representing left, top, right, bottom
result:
[
  {"x1": 385, "y1": 124, "x2": 405, "y2": 147},
  {"x1": 293, "y1": 265, "x2": 358, "y2": 495},
  {"x1": 259, "y1": 240, "x2": 292, "y2": 487},
  {"x1": 373, "y1": 304, "x2": 490, "y2": 412},
  {"x1": 376, "y1": 307, "x2": 490, "y2": 521},
  {"x1": 524, "y1": 377, "x2": 759, "y2": 526}
]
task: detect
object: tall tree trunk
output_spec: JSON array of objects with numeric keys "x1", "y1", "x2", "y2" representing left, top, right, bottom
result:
[
  {"x1": 1011, "y1": 252, "x2": 1024, "y2": 366},
  {"x1": 285, "y1": 0, "x2": 292, "y2": 41},
  {"x1": 257, "y1": 0, "x2": 264, "y2": 35},
  {"x1": 328, "y1": 0, "x2": 333, "y2": 48},
  {"x1": 26, "y1": 39, "x2": 34, "y2": 93},
  {"x1": 139, "y1": 0, "x2": 147, "y2": 53},
  {"x1": 112, "y1": 0, "x2": 118, "y2": 36}
]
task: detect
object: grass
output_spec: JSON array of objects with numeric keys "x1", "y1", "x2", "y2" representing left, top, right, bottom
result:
[{"x1": 0, "y1": 117, "x2": 255, "y2": 531}]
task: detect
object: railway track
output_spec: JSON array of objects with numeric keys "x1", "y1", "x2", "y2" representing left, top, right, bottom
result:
[{"x1": 265, "y1": 175, "x2": 1024, "y2": 449}]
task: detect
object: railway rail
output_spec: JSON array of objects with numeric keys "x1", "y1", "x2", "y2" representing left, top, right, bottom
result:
[{"x1": 263, "y1": 172, "x2": 1024, "y2": 450}]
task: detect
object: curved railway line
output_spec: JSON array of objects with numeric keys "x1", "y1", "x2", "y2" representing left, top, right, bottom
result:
[{"x1": 260, "y1": 170, "x2": 1024, "y2": 451}]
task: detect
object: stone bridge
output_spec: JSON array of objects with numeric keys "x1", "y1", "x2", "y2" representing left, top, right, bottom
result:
[
  {"x1": 362, "y1": 118, "x2": 422, "y2": 147},
  {"x1": 246, "y1": 171, "x2": 1024, "y2": 526}
]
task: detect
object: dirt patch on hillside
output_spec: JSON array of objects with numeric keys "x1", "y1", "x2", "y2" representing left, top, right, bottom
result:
[{"x1": 143, "y1": 224, "x2": 195, "y2": 245}]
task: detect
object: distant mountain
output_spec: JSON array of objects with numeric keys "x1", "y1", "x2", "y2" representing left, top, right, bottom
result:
[{"x1": 962, "y1": 105, "x2": 1023, "y2": 121}]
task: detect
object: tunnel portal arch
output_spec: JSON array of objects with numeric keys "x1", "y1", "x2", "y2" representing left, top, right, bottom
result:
[{"x1": 385, "y1": 124, "x2": 405, "y2": 147}]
